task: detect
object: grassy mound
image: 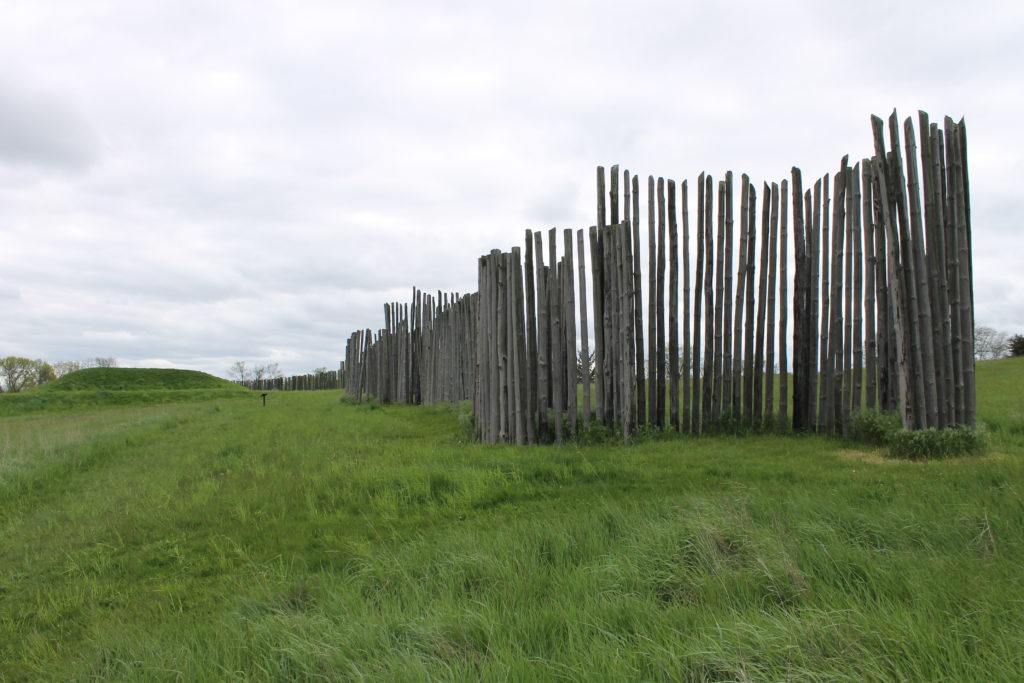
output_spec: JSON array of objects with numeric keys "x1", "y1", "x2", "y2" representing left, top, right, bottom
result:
[
  {"x1": 0, "y1": 369, "x2": 251, "y2": 416},
  {"x1": 37, "y1": 367, "x2": 244, "y2": 392}
]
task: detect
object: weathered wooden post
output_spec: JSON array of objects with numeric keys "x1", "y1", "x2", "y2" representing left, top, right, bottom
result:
[
  {"x1": 723, "y1": 172, "x2": 735, "y2": 421},
  {"x1": 733, "y1": 174, "x2": 749, "y2": 418},
  {"x1": 754, "y1": 184, "x2": 771, "y2": 425},
  {"x1": 779, "y1": 178, "x2": 789, "y2": 428},
  {"x1": 563, "y1": 229, "x2": 578, "y2": 434},
  {"x1": 681, "y1": 180, "x2": 692, "y2": 433},
  {"x1": 629, "y1": 173, "x2": 646, "y2": 428},
  {"x1": 656, "y1": 178, "x2": 667, "y2": 428},
  {"x1": 701, "y1": 175, "x2": 715, "y2": 430},
  {"x1": 647, "y1": 176, "x2": 658, "y2": 427},
  {"x1": 577, "y1": 229, "x2": 591, "y2": 424},
  {"x1": 712, "y1": 180, "x2": 726, "y2": 422},
  {"x1": 668, "y1": 179, "x2": 680, "y2": 431}
]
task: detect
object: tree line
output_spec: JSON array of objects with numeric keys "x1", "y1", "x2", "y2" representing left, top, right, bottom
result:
[{"x1": 0, "y1": 357, "x2": 118, "y2": 393}]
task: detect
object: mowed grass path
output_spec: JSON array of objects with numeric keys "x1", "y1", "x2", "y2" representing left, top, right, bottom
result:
[{"x1": 2, "y1": 360, "x2": 1023, "y2": 680}]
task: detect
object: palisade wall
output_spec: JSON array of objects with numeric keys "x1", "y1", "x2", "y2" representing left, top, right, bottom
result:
[
  {"x1": 242, "y1": 368, "x2": 342, "y2": 391},
  {"x1": 343, "y1": 111, "x2": 975, "y2": 442}
]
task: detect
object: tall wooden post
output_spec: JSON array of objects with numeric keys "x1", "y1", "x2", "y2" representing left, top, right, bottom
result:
[
  {"x1": 577, "y1": 229, "x2": 591, "y2": 423},
  {"x1": 668, "y1": 180, "x2": 680, "y2": 430},
  {"x1": 682, "y1": 180, "x2": 692, "y2": 433}
]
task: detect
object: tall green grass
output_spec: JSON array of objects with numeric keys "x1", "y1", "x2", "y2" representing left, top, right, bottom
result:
[{"x1": 0, "y1": 361, "x2": 1021, "y2": 680}]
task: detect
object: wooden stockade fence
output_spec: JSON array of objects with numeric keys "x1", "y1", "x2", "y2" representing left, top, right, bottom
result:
[
  {"x1": 241, "y1": 368, "x2": 342, "y2": 392},
  {"x1": 343, "y1": 110, "x2": 975, "y2": 443}
]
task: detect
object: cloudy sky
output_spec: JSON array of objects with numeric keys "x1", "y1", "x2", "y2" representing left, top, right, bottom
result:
[{"x1": 1, "y1": 0, "x2": 1022, "y2": 379}]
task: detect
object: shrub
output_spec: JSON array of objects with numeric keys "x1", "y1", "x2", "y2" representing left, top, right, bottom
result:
[
  {"x1": 574, "y1": 421, "x2": 616, "y2": 446},
  {"x1": 1009, "y1": 334, "x2": 1024, "y2": 357},
  {"x1": 886, "y1": 426, "x2": 985, "y2": 460},
  {"x1": 848, "y1": 410, "x2": 901, "y2": 446}
]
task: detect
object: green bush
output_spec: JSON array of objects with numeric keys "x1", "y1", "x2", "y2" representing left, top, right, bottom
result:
[
  {"x1": 886, "y1": 426, "x2": 985, "y2": 460},
  {"x1": 848, "y1": 410, "x2": 902, "y2": 446},
  {"x1": 1009, "y1": 334, "x2": 1024, "y2": 357},
  {"x1": 574, "y1": 420, "x2": 616, "y2": 445}
]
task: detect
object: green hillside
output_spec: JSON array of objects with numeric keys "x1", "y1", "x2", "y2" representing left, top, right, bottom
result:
[
  {"x1": 37, "y1": 367, "x2": 244, "y2": 392},
  {"x1": 0, "y1": 359, "x2": 1021, "y2": 679},
  {"x1": 0, "y1": 368, "x2": 250, "y2": 416}
]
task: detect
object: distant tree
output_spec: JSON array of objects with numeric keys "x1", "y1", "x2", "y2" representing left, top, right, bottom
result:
[
  {"x1": 1009, "y1": 334, "x2": 1024, "y2": 358},
  {"x1": 91, "y1": 357, "x2": 118, "y2": 368},
  {"x1": 262, "y1": 362, "x2": 282, "y2": 379},
  {"x1": 975, "y1": 326, "x2": 1009, "y2": 361},
  {"x1": 53, "y1": 360, "x2": 84, "y2": 377},
  {"x1": 0, "y1": 357, "x2": 53, "y2": 392},
  {"x1": 37, "y1": 362, "x2": 56, "y2": 384},
  {"x1": 252, "y1": 364, "x2": 268, "y2": 383},
  {"x1": 228, "y1": 361, "x2": 251, "y2": 383}
]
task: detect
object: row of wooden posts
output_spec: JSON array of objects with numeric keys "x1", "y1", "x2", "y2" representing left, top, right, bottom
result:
[
  {"x1": 240, "y1": 369, "x2": 341, "y2": 392},
  {"x1": 343, "y1": 291, "x2": 478, "y2": 407},
  {"x1": 343, "y1": 110, "x2": 975, "y2": 443}
]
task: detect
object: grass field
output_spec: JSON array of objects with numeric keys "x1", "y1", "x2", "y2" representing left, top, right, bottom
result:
[{"x1": 1, "y1": 360, "x2": 1023, "y2": 680}]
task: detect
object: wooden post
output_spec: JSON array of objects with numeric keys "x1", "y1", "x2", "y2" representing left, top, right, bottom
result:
[
  {"x1": 930, "y1": 123, "x2": 954, "y2": 426},
  {"x1": 766, "y1": 182, "x2": 779, "y2": 422},
  {"x1": 647, "y1": 176, "x2": 657, "y2": 427},
  {"x1": 621, "y1": 220, "x2": 638, "y2": 439},
  {"x1": 790, "y1": 168, "x2": 810, "y2": 431},
  {"x1": 814, "y1": 176, "x2": 828, "y2": 430},
  {"x1": 509, "y1": 251, "x2": 526, "y2": 444},
  {"x1": 496, "y1": 253, "x2": 508, "y2": 441},
  {"x1": 862, "y1": 163, "x2": 877, "y2": 412},
  {"x1": 534, "y1": 235, "x2": 550, "y2": 441},
  {"x1": 779, "y1": 179, "x2": 789, "y2": 428},
  {"x1": 702, "y1": 175, "x2": 715, "y2": 430},
  {"x1": 692, "y1": 173, "x2": 705, "y2": 433},
  {"x1": 888, "y1": 113, "x2": 926, "y2": 428},
  {"x1": 631, "y1": 173, "x2": 646, "y2": 429},
  {"x1": 851, "y1": 164, "x2": 864, "y2": 417},
  {"x1": 525, "y1": 233, "x2": 539, "y2": 436},
  {"x1": 903, "y1": 116, "x2": 938, "y2": 428},
  {"x1": 682, "y1": 180, "x2": 692, "y2": 433},
  {"x1": 550, "y1": 258, "x2": 564, "y2": 444},
  {"x1": 563, "y1": 229, "x2": 578, "y2": 435},
  {"x1": 732, "y1": 174, "x2": 750, "y2": 419},
  {"x1": 754, "y1": 183, "x2": 771, "y2": 425},
  {"x1": 870, "y1": 116, "x2": 912, "y2": 426},
  {"x1": 713, "y1": 180, "x2": 727, "y2": 422},
  {"x1": 577, "y1": 229, "x2": 591, "y2": 424},
  {"x1": 668, "y1": 180, "x2": 680, "y2": 430},
  {"x1": 590, "y1": 225, "x2": 605, "y2": 427},
  {"x1": 948, "y1": 117, "x2": 975, "y2": 427},
  {"x1": 959, "y1": 118, "x2": 976, "y2": 427},
  {"x1": 827, "y1": 160, "x2": 847, "y2": 434},
  {"x1": 723, "y1": 172, "x2": 735, "y2": 421},
  {"x1": 656, "y1": 178, "x2": 667, "y2": 428},
  {"x1": 918, "y1": 113, "x2": 944, "y2": 427},
  {"x1": 870, "y1": 164, "x2": 892, "y2": 412},
  {"x1": 742, "y1": 182, "x2": 757, "y2": 426},
  {"x1": 610, "y1": 164, "x2": 619, "y2": 224},
  {"x1": 922, "y1": 116, "x2": 952, "y2": 428},
  {"x1": 843, "y1": 165, "x2": 855, "y2": 429},
  {"x1": 604, "y1": 221, "x2": 618, "y2": 428},
  {"x1": 942, "y1": 125, "x2": 964, "y2": 424}
]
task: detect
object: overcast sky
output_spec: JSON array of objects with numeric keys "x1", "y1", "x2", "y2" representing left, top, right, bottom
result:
[{"x1": 1, "y1": 0, "x2": 1022, "y2": 379}]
